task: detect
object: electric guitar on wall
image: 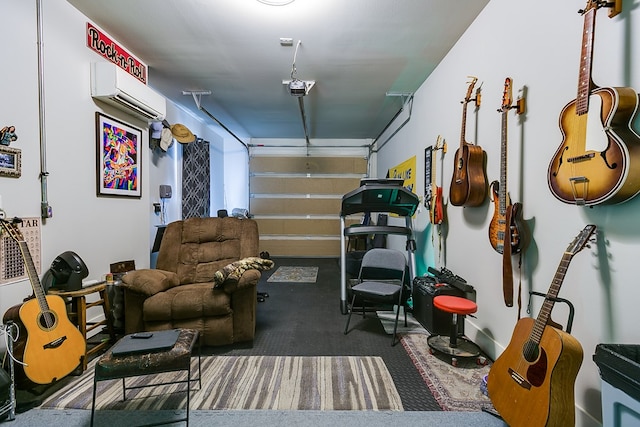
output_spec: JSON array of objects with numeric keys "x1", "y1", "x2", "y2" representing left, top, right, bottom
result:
[
  {"x1": 547, "y1": 0, "x2": 640, "y2": 206},
  {"x1": 488, "y1": 225, "x2": 596, "y2": 427},
  {"x1": 0, "y1": 217, "x2": 85, "y2": 386},
  {"x1": 429, "y1": 135, "x2": 446, "y2": 225},
  {"x1": 489, "y1": 77, "x2": 529, "y2": 255},
  {"x1": 450, "y1": 76, "x2": 487, "y2": 207}
]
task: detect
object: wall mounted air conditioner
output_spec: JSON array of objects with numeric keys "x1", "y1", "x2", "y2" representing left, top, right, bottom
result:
[{"x1": 91, "y1": 62, "x2": 166, "y2": 121}]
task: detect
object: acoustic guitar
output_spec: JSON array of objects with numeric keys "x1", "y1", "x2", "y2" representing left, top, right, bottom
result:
[
  {"x1": 450, "y1": 76, "x2": 487, "y2": 207},
  {"x1": 0, "y1": 217, "x2": 85, "y2": 386},
  {"x1": 547, "y1": 0, "x2": 640, "y2": 206},
  {"x1": 489, "y1": 77, "x2": 529, "y2": 255},
  {"x1": 488, "y1": 224, "x2": 596, "y2": 427}
]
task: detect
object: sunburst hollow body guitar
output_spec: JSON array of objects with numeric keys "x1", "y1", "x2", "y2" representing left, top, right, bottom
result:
[{"x1": 548, "y1": 1, "x2": 640, "y2": 206}]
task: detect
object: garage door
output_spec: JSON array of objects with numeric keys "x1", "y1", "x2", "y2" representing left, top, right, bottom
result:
[{"x1": 249, "y1": 155, "x2": 367, "y2": 257}]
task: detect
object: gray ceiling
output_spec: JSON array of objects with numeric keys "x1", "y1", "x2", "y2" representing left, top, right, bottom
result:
[{"x1": 68, "y1": 0, "x2": 490, "y2": 140}]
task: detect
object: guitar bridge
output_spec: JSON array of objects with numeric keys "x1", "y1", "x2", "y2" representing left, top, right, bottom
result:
[
  {"x1": 43, "y1": 336, "x2": 67, "y2": 349},
  {"x1": 508, "y1": 368, "x2": 531, "y2": 390}
]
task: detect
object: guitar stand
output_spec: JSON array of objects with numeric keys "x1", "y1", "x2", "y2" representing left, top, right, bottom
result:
[
  {"x1": 0, "y1": 322, "x2": 16, "y2": 421},
  {"x1": 528, "y1": 291, "x2": 575, "y2": 333}
]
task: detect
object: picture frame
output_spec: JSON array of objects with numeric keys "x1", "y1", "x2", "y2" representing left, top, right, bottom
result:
[
  {"x1": 0, "y1": 145, "x2": 21, "y2": 178},
  {"x1": 96, "y1": 112, "x2": 142, "y2": 198}
]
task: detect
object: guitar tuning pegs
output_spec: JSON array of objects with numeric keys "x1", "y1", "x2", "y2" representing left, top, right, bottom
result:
[{"x1": 515, "y1": 97, "x2": 526, "y2": 115}]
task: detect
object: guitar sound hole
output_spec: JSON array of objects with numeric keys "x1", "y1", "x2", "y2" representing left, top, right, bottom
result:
[
  {"x1": 38, "y1": 310, "x2": 57, "y2": 330},
  {"x1": 522, "y1": 340, "x2": 539, "y2": 363}
]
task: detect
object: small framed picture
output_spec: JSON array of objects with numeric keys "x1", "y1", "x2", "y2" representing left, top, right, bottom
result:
[
  {"x1": 0, "y1": 145, "x2": 21, "y2": 178},
  {"x1": 96, "y1": 112, "x2": 142, "y2": 198}
]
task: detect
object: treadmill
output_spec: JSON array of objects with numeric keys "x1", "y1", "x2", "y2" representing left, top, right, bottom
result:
[{"x1": 339, "y1": 178, "x2": 419, "y2": 314}]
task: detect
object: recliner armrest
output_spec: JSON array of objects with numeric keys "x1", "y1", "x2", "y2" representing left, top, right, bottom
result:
[
  {"x1": 122, "y1": 269, "x2": 180, "y2": 296},
  {"x1": 221, "y1": 269, "x2": 261, "y2": 293}
]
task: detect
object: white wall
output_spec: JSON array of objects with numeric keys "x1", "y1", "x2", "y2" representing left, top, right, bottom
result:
[
  {"x1": 375, "y1": 0, "x2": 640, "y2": 425},
  {"x1": 0, "y1": 0, "x2": 234, "y2": 342},
  {"x1": 3, "y1": 0, "x2": 637, "y2": 424}
]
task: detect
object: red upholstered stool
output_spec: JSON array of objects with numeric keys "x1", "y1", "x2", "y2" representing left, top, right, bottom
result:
[{"x1": 427, "y1": 295, "x2": 482, "y2": 366}]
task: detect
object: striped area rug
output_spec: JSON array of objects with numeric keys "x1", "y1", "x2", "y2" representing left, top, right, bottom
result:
[{"x1": 40, "y1": 355, "x2": 403, "y2": 411}]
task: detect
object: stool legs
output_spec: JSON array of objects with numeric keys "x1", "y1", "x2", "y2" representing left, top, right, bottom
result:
[
  {"x1": 449, "y1": 313, "x2": 459, "y2": 348},
  {"x1": 90, "y1": 379, "x2": 97, "y2": 427}
]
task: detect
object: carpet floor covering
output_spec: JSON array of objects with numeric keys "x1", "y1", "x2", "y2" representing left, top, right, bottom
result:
[
  {"x1": 6, "y1": 257, "x2": 507, "y2": 426},
  {"x1": 41, "y1": 355, "x2": 403, "y2": 411}
]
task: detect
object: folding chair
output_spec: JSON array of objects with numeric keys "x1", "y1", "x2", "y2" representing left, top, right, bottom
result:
[{"x1": 344, "y1": 248, "x2": 408, "y2": 346}]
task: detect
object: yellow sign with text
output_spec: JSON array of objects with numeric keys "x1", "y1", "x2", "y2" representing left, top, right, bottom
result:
[{"x1": 388, "y1": 156, "x2": 416, "y2": 194}]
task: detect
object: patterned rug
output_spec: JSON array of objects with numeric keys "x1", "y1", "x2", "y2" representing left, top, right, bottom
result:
[
  {"x1": 400, "y1": 333, "x2": 494, "y2": 412},
  {"x1": 267, "y1": 266, "x2": 319, "y2": 283},
  {"x1": 40, "y1": 355, "x2": 402, "y2": 411}
]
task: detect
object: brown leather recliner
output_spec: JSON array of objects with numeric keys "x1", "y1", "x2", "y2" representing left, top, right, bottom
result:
[{"x1": 121, "y1": 217, "x2": 269, "y2": 346}]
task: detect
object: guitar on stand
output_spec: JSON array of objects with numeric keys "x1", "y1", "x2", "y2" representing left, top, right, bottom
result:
[
  {"x1": 1, "y1": 217, "x2": 85, "y2": 387},
  {"x1": 488, "y1": 77, "x2": 529, "y2": 307},
  {"x1": 488, "y1": 225, "x2": 596, "y2": 427},
  {"x1": 547, "y1": 0, "x2": 640, "y2": 206},
  {"x1": 450, "y1": 76, "x2": 487, "y2": 207}
]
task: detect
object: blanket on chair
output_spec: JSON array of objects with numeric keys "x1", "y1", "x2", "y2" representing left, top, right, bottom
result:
[{"x1": 213, "y1": 257, "x2": 274, "y2": 288}]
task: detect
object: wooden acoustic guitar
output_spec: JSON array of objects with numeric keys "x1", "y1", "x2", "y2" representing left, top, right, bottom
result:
[
  {"x1": 488, "y1": 224, "x2": 596, "y2": 427},
  {"x1": 450, "y1": 76, "x2": 487, "y2": 207},
  {"x1": 489, "y1": 77, "x2": 529, "y2": 255},
  {"x1": 1, "y1": 217, "x2": 85, "y2": 386},
  {"x1": 548, "y1": 0, "x2": 640, "y2": 206}
]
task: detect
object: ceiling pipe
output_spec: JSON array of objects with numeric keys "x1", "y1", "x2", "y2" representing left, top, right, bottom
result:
[
  {"x1": 370, "y1": 94, "x2": 414, "y2": 154},
  {"x1": 183, "y1": 91, "x2": 249, "y2": 153},
  {"x1": 36, "y1": 0, "x2": 52, "y2": 220}
]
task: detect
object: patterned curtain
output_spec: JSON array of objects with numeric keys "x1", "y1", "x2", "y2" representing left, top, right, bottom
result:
[{"x1": 182, "y1": 138, "x2": 210, "y2": 219}]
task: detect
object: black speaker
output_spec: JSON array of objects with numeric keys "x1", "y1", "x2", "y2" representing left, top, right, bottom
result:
[
  {"x1": 42, "y1": 251, "x2": 89, "y2": 291},
  {"x1": 412, "y1": 276, "x2": 466, "y2": 336}
]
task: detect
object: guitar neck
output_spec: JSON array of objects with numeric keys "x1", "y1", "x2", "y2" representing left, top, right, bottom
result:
[
  {"x1": 459, "y1": 100, "x2": 469, "y2": 149},
  {"x1": 499, "y1": 110, "x2": 508, "y2": 214},
  {"x1": 530, "y1": 252, "x2": 573, "y2": 343},
  {"x1": 576, "y1": 6, "x2": 597, "y2": 114},
  {"x1": 1, "y1": 219, "x2": 53, "y2": 318},
  {"x1": 17, "y1": 240, "x2": 51, "y2": 315}
]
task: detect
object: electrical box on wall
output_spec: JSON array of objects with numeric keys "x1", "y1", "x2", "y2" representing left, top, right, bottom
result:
[{"x1": 159, "y1": 185, "x2": 172, "y2": 199}]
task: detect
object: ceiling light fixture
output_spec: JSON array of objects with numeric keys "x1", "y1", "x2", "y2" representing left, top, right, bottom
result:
[{"x1": 256, "y1": 0, "x2": 295, "y2": 5}]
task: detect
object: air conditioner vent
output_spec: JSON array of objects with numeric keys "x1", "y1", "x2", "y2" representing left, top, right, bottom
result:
[{"x1": 91, "y1": 62, "x2": 166, "y2": 122}]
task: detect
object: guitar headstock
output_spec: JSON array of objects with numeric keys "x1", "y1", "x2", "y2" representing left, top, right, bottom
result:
[
  {"x1": 463, "y1": 76, "x2": 478, "y2": 104},
  {"x1": 0, "y1": 217, "x2": 25, "y2": 242},
  {"x1": 566, "y1": 224, "x2": 597, "y2": 256},
  {"x1": 500, "y1": 77, "x2": 513, "y2": 113},
  {"x1": 579, "y1": 0, "x2": 620, "y2": 17}
]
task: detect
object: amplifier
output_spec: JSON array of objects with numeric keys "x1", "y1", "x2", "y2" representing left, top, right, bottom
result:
[{"x1": 412, "y1": 275, "x2": 467, "y2": 336}]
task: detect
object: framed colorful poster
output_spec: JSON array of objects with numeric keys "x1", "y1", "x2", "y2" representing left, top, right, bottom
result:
[
  {"x1": 0, "y1": 145, "x2": 21, "y2": 178},
  {"x1": 96, "y1": 112, "x2": 142, "y2": 198}
]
